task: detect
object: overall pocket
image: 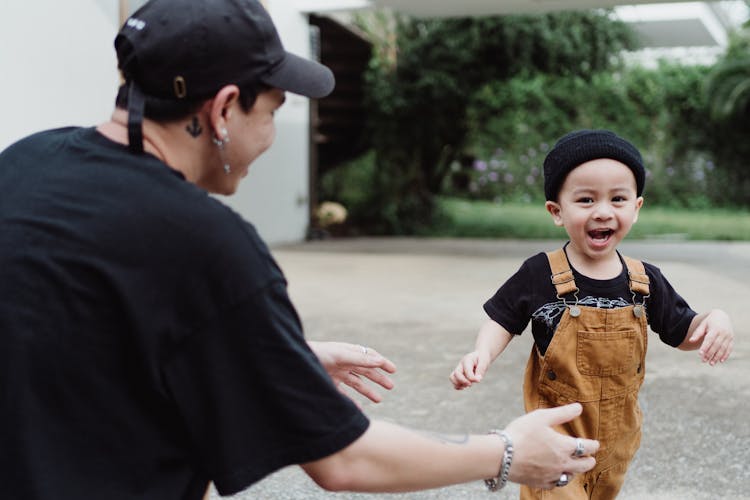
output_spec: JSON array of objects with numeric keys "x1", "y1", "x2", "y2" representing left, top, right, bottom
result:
[{"x1": 576, "y1": 330, "x2": 639, "y2": 376}]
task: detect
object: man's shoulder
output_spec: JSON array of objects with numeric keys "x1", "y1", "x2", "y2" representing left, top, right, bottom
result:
[{"x1": 1, "y1": 127, "x2": 80, "y2": 156}]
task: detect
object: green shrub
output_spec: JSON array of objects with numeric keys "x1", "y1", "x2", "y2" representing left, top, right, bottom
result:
[
  {"x1": 428, "y1": 198, "x2": 750, "y2": 240},
  {"x1": 455, "y1": 64, "x2": 722, "y2": 209},
  {"x1": 320, "y1": 12, "x2": 750, "y2": 237}
]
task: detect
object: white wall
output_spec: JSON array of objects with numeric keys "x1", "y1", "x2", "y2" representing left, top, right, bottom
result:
[
  {"x1": 0, "y1": 0, "x2": 120, "y2": 152},
  {"x1": 0, "y1": 0, "x2": 314, "y2": 246},
  {"x1": 218, "y1": 0, "x2": 315, "y2": 245}
]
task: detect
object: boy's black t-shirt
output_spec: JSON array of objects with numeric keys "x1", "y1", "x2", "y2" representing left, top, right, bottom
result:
[
  {"x1": 484, "y1": 249, "x2": 697, "y2": 355},
  {"x1": 0, "y1": 127, "x2": 368, "y2": 499}
]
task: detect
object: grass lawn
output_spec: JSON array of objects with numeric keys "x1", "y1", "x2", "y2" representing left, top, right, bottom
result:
[{"x1": 427, "y1": 197, "x2": 750, "y2": 241}]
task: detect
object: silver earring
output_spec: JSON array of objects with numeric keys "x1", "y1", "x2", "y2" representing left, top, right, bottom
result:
[{"x1": 213, "y1": 129, "x2": 231, "y2": 175}]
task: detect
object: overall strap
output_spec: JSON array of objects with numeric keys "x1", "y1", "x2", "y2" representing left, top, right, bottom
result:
[
  {"x1": 622, "y1": 255, "x2": 650, "y2": 296},
  {"x1": 547, "y1": 248, "x2": 578, "y2": 297}
]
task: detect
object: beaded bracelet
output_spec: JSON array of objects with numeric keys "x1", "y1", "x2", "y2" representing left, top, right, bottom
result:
[{"x1": 484, "y1": 429, "x2": 513, "y2": 492}]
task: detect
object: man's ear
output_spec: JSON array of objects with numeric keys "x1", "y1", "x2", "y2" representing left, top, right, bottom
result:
[
  {"x1": 207, "y1": 84, "x2": 240, "y2": 138},
  {"x1": 545, "y1": 200, "x2": 564, "y2": 227}
]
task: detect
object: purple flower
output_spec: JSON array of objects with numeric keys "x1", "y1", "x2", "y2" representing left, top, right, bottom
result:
[
  {"x1": 504, "y1": 173, "x2": 514, "y2": 183},
  {"x1": 474, "y1": 160, "x2": 488, "y2": 171},
  {"x1": 488, "y1": 171, "x2": 499, "y2": 182}
]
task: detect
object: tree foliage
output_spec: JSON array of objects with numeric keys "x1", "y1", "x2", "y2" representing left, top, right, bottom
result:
[
  {"x1": 320, "y1": 8, "x2": 750, "y2": 235},
  {"x1": 691, "y1": 26, "x2": 750, "y2": 207},
  {"x1": 348, "y1": 10, "x2": 635, "y2": 234},
  {"x1": 461, "y1": 64, "x2": 718, "y2": 209}
]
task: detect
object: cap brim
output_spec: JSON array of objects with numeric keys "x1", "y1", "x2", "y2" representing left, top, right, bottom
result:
[{"x1": 262, "y1": 52, "x2": 335, "y2": 99}]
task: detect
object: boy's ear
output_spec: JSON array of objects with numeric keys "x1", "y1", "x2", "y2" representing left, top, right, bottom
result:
[
  {"x1": 545, "y1": 201, "x2": 564, "y2": 227},
  {"x1": 632, "y1": 196, "x2": 644, "y2": 223}
]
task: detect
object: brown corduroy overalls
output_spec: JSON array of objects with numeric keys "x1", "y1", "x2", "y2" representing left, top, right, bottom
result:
[{"x1": 520, "y1": 249, "x2": 650, "y2": 499}]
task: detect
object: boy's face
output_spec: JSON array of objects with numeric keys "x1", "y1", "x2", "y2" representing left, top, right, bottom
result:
[{"x1": 545, "y1": 158, "x2": 643, "y2": 262}]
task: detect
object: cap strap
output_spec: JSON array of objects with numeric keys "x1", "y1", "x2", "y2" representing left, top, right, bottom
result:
[{"x1": 127, "y1": 81, "x2": 145, "y2": 154}]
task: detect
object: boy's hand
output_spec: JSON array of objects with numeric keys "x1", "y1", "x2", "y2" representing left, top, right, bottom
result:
[
  {"x1": 687, "y1": 309, "x2": 734, "y2": 366},
  {"x1": 449, "y1": 350, "x2": 491, "y2": 390}
]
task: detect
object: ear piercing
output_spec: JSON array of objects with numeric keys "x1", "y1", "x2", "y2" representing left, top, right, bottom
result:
[{"x1": 213, "y1": 128, "x2": 231, "y2": 174}]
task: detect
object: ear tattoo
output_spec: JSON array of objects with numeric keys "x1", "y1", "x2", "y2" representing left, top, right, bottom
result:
[{"x1": 212, "y1": 128, "x2": 232, "y2": 175}]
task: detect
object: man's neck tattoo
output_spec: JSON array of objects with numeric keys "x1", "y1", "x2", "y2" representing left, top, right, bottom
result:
[{"x1": 186, "y1": 117, "x2": 202, "y2": 138}]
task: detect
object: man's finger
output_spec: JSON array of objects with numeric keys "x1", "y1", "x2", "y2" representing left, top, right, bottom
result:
[
  {"x1": 356, "y1": 367, "x2": 395, "y2": 390},
  {"x1": 565, "y1": 456, "x2": 597, "y2": 475},
  {"x1": 344, "y1": 372, "x2": 383, "y2": 403},
  {"x1": 357, "y1": 347, "x2": 397, "y2": 373},
  {"x1": 537, "y1": 402, "x2": 583, "y2": 426}
]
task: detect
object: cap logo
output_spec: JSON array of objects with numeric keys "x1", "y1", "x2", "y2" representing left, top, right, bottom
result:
[
  {"x1": 126, "y1": 17, "x2": 146, "y2": 31},
  {"x1": 173, "y1": 76, "x2": 187, "y2": 99}
]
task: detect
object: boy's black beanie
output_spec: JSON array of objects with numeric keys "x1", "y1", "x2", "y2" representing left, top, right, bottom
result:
[{"x1": 543, "y1": 129, "x2": 646, "y2": 201}]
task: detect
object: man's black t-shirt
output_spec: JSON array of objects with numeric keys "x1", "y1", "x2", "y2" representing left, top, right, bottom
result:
[
  {"x1": 484, "y1": 249, "x2": 697, "y2": 355},
  {"x1": 0, "y1": 128, "x2": 368, "y2": 499}
]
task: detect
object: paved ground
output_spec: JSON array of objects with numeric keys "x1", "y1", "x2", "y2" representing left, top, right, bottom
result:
[{"x1": 211, "y1": 238, "x2": 750, "y2": 500}]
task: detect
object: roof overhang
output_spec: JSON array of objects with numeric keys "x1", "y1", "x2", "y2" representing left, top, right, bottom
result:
[
  {"x1": 299, "y1": 0, "x2": 704, "y2": 17},
  {"x1": 294, "y1": 1, "x2": 746, "y2": 49}
]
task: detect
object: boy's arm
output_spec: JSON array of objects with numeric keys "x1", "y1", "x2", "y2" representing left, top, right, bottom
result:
[
  {"x1": 450, "y1": 319, "x2": 513, "y2": 389},
  {"x1": 476, "y1": 319, "x2": 514, "y2": 363},
  {"x1": 678, "y1": 309, "x2": 734, "y2": 365}
]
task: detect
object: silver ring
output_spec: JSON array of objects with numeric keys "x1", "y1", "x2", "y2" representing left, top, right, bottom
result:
[
  {"x1": 361, "y1": 345, "x2": 369, "y2": 355},
  {"x1": 555, "y1": 473, "x2": 570, "y2": 487},
  {"x1": 574, "y1": 438, "x2": 585, "y2": 457}
]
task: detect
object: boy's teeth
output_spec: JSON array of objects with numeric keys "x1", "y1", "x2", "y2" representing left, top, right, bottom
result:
[{"x1": 590, "y1": 229, "x2": 611, "y2": 239}]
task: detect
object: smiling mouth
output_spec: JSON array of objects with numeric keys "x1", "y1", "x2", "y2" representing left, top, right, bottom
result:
[{"x1": 588, "y1": 229, "x2": 614, "y2": 241}]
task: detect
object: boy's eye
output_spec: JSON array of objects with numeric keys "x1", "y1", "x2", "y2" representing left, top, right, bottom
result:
[
  {"x1": 576, "y1": 197, "x2": 594, "y2": 204},
  {"x1": 612, "y1": 196, "x2": 626, "y2": 202}
]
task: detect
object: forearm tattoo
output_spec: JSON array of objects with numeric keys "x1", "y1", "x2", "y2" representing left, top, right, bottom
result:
[
  {"x1": 418, "y1": 430, "x2": 470, "y2": 445},
  {"x1": 186, "y1": 117, "x2": 203, "y2": 138}
]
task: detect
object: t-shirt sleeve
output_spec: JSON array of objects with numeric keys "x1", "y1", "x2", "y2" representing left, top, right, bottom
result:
[
  {"x1": 644, "y1": 262, "x2": 697, "y2": 347},
  {"x1": 483, "y1": 258, "x2": 537, "y2": 335},
  {"x1": 162, "y1": 280, "x2": 369, "y2": 496}
]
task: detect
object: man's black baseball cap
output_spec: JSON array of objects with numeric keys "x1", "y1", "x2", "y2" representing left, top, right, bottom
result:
[{"x1": 115, "y1": 0, "x2": 335, "y2": 152}]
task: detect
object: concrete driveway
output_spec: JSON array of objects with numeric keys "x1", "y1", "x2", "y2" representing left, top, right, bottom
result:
[{"x1": 214, "y1": 238, "x2": 750, "y2": 500}]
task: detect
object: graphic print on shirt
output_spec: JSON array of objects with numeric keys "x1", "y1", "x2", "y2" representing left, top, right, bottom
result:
[{"x1": 531, "y1": 295, "x2": 632, "y2": 330}]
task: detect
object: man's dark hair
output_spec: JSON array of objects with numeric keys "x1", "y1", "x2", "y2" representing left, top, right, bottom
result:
[{"x1": 115, "y1": 82, "x2": 270, "y2": 122}]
